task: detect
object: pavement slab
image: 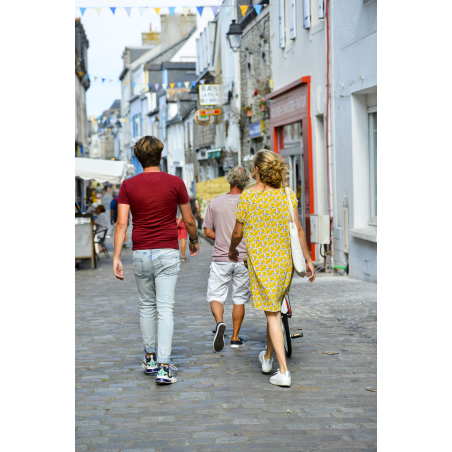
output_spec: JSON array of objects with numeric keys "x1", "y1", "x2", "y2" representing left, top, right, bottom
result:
[{"x1": 76, "y1": 236, "x2": 377, "y2": 451}]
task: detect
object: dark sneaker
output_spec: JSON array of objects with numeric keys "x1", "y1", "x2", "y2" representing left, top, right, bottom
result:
[
  {"x1": 213, "y1": 322, "x2": 226, "y2": 353},
  {"x1": 155, "y1": 365, "x2": 178, "y2": 385},
  {"x1": 230, "y1": 337, "x2": 245, "y2": 349},
  {"x1": 141, "y1": 355, "x2": 158, "y2": 374}
]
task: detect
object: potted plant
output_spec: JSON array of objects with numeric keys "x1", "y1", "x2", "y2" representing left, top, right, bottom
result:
[
  {"x1": 243, "y1": 105, "x2": 252, "y2": 117},
  {"x1": 259, "y1": 98, "x2": 267, "y2": 112}
]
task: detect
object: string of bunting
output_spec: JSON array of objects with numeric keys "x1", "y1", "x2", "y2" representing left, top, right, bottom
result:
[{"x1": 77, "y1": 5, "x2": 267, "y2": 18}]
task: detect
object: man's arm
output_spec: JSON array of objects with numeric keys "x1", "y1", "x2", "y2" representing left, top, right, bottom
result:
[
  {"x1": 113, "y1": 204, "x2": 130, "y2": 280},
  {"x1": 179, "y1": 202, "x2": 199, "y2": 257},
  {"x1": 204, "y1": 227, "x2": 215, "y2": 240},
  {"x1": 228, "y1": 220, "x2": 243, "y2": 262}
]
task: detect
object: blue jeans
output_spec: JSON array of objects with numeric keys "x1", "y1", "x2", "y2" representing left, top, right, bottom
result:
[{"x1": 132, "y1": 249, "x2": 180, "y2": 364}]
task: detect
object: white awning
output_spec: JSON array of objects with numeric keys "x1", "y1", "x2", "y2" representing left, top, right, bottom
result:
[{"x1": 75, "y1": 158, "x2": 135, "y2": 184}]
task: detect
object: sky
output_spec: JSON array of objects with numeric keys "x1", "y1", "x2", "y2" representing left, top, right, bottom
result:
[{"x1": 75, "y1": 1, "x2": 222, "y2": 118}]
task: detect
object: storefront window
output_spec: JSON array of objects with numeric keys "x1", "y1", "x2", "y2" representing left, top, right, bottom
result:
[{"x1": 282, "y1": 121, "x2": 302, "y2": 149}]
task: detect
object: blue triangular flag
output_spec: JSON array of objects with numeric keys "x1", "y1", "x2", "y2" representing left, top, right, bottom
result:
[
  {"x1": 191, "y1": 81, "x2": 197, "y2": 87},
  {"x1": 102, "y1": 78, "x2": 105, "y2": 83},
  {"x1": 110, "y1": 7, "x2": 116, "y2": 15},
  {"x1": 211, "y1": 6, "x2": 218, "y2": 16},
  {"x1": 148, "y1": 84, "x2": 151, "y2": 90},
  {"x1": 168, "y1": 7, "x2": 175, "y2": 17},
  {"x1": 132, "y1": 82, "x2": 136, "y2": 87},
  {"x1": 254, "y1": 5, "x2": 262, "y2": 15},
  {"x1": 80, "y1": 7, "x2": 86, "y2": 16},
  {"x1": 197, "y1": 7, "x2": 204, "y2": 16},
  {"x1": 226, "y1": 7, "x2": 232, "y2": 16},
  {"x1": 124, "y1": 7, "x2": 132, "y2": 17},
  {"x1": 177, "y1": 82, "x2": 182, "y2": 88}
]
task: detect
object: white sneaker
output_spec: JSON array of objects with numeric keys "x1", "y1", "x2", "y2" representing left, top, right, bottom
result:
[
  {"x1": 259, "y1": 350, "x2": 273, "y2": 374},
  {"x1": 269, "y1": 369, "x2": 291, "y2": 387}
]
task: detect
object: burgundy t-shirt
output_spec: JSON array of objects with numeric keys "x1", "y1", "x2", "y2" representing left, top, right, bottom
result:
[{"x1": 117, "y1": 172, "x2": 189, "y2": 250}]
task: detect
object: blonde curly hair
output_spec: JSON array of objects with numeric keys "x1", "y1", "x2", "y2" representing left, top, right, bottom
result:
[{"x1": 253, "y1": 149, "x2": 289, "y2": 188}]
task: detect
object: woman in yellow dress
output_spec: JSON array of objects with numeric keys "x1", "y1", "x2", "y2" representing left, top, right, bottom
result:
[{"x1": 229, "y1": 150, "x2": 315, "y2": 387}]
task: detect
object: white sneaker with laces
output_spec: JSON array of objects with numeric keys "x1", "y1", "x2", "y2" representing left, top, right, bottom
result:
[
  {"x1": 269, "y1": 369, "x2": 291, "y2": 387},
  {"x1": 259, "y1": 350, "x2": 273, "y2": 374}
]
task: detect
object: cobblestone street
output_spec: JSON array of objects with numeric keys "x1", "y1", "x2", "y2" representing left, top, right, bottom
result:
[{"x1": 76, "y1": 237, "x2": 377, "y2": 451}]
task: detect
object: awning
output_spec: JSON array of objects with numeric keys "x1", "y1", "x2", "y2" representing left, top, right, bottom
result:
[
  {"x1": 75, "y1": 158, "x2": 135, "y2": 184},
  {"x1": 207, "y1": 148, "x2": 222, "y2": 159}
]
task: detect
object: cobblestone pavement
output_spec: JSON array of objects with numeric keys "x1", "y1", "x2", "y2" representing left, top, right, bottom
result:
[{"x1": 76, "y1": 237, "x2": 377, "y2": 451}]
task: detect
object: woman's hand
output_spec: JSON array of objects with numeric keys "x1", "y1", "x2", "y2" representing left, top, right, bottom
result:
[
  {"x1": 306, "y1": 260, "x2": 316, "y2": 283},
  {"x1": 113, "y1": 258, "x2": 124, "y2": 280},
  {"x1": 229, "y1": 248, "x2": 239, "y2": 262}
]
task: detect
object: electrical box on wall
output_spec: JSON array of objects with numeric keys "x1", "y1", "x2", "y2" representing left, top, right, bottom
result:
[{"x1": 310, "y1": 214, "x2": 330, "y2": 244}]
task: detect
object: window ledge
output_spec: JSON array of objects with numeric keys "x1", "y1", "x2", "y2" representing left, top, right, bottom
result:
[{"x1": 350, "y1": 226, "x2": 377, "y2": 243}]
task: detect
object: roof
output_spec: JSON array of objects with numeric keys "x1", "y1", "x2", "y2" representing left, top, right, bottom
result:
[
  {"x1": 109, "y1": 99, "x2": 120, "y2": 110},
  {"x1": 162, "y1": 62, "x2": 196, "y2": 70}
]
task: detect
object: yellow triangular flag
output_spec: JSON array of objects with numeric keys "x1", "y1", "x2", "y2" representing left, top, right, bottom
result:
[
  {"x1": 154, "y1": 8, "x2": 161, "y2": 16},
  {"x1": 124, "y1": 81, "x2": 128, "y2": 84},
  {"x1": 182, "y1": 7, "x2": 190, "y2": 17},
  {"x1": 240, "y1": 5, "x2": 248, "y2": 17},
  {"x1": 108, "y1": 128, "x2": 111, "y2": 132},
  {"x1": 125, "y1": 118, "x2": 128, "y2": 123},
  {"x1": 78, "y1": 72, "x2": 83, "y2": 77},
  {"x1": 170, "y1": 83, "x2": 175, "y2": 89},
  {"x1": 95, "y1": 7, "x2": 102, "y2": 16}
]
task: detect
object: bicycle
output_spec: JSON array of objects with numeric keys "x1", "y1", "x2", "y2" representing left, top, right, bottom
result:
[{"x1": 281, "y1": 293, "x2": 303, "y2": 357}]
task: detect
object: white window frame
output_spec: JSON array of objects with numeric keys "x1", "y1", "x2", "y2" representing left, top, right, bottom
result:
[
  {"x1": 303, "y1": 0, "x2": 311, "y2": 29},
  {"x1": 368, "y1": 109, "x2": 377, "y2": 226},
  {"x1": 289, "y1": 0, "x2": 296, "y2": 40},
  {"x1": 279, "y1": 0, "x2": 285, "y2": 48}
]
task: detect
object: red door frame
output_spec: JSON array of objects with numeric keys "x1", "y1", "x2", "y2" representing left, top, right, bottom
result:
[{"x1": 267, "y1": 76, "x2": 315, "y2": 260}]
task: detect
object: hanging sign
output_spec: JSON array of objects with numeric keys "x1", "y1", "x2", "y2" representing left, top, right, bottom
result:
[
  {"x1": 199, "y1": 108, "x2": 221, "y2": 116},
  {"x1": 195, "y1": 109, "x2": 211, "y2": 126},
  {"x1": 249, "y1": 120, "x2": 265, "y2": 138},
  {"x1": 199, "y1": 84, "x2": 221, "y2": 106}
]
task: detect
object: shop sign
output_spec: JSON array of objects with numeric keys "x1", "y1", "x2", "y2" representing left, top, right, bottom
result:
[
  {"x1": 249, "y1": 120, "x2": 264, "y2": 138},
  {"x1": 195, "y1": 109, "x2": 211, "y2": 126},
  {"x1": 199, "y1": 108, "x2": 221, "y2": 115},
  {"x1": 199, "y1": 84, "x2": 221, "y2": 106}
]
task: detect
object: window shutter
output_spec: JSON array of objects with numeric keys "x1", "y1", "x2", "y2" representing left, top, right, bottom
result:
[
  {"x1": 303, "y1": 0, "x2": 311, "y2": 29},
  {"x1": 289, "y1": 0, "x2": 296, "y2": 40},
  {"x1": 319, "y1": 0, "x2": 325, "y2": 20},
  {"x1": 279, "y1": 0, "x2": 285, "y2": 48}
]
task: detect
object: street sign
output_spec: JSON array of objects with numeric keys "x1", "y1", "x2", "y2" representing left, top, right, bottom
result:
[
  {"x1": 195, "y1": 109, "x2": 211, "y2": 126},
  {"x1": 249, "y1": 120, "x2": 265, "y2": 138},
  {"x1": 199, "y1": 84, "x2": 221, "y2": 106},
  {"x1": 199, "y1": 109, "x2": 221, "y2": 116}
]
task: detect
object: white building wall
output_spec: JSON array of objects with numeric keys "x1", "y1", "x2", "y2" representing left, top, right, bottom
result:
[{"x1": 331, "y1": 0, "x2": 377, "y2": 282}]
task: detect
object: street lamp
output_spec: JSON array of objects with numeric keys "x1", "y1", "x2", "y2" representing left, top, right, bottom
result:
[{"x1": 226, "y1": 20, "x2": 243, "y2": 52}]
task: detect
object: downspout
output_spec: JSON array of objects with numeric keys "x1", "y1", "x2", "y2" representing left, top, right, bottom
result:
[{"x1": 325, "y1": 0, "x2": 334, "y2": 272}]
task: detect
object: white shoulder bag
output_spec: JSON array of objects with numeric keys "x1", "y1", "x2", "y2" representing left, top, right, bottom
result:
[{"x1": 285, "y1": 187, "x2": 306, "y2": 278}]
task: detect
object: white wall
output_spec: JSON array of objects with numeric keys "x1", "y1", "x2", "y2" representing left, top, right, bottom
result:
[{"x1": 331, "y1": 0, "x2": 377, "y2": 282}]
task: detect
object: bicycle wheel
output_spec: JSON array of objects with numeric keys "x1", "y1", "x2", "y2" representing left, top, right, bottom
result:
[{"x1": 281, "y1": 314, "x2": 292, "y2": 357}]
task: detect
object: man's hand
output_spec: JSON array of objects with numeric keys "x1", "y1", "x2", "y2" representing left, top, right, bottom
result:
[
  {"x1": 229, "y1": 248, "x2": 239, "y2": 262},
  {"x1": 113, "y1": 258, "x2": 124, "y2": 280},
  {"x1": 189, "y1": 242, "x2": 199, "y2": 257},
  {"x1": 306, "y1": 260, "x2": 316, "y2": 283}
]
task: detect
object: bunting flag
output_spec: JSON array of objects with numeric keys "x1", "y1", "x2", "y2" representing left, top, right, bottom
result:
[
  {"x1": 177, "y1": 82, "x2": 182, "y2": 88},
  {"x1": 124, "y1": 7, "x2": 132, "y2": 17},
  {"x1": 148, "y1": 84, "x2": 151, "y2": 90},
  {"x1": 239, "y1": 5, "x2": 248, "y2": 17},
  {"x1": 95, "y1": 7, "x2": 102, "y2": 16},
  {"x1": 154, "y1": 8, "x2": 161, "y2": 15},
  {"x1": 132, "y1": 82, "x2": 136, "y2": 87},
  {"x1": 200, "y1": 79, "x2": 206, "y2": 85},
  {"x1": 211, "y1": 6, "x2": 219, "y2": 16},
  {"x1": 138, "y1": 7, "x2": 145, "y2": 17},
  {"x1": 125, "y1": 118, "x2": 128, "y2": 122},
  {"x1": 110, "y1": 7, "x2": 116, "y2": 15},
  {"x1": 182, "y1": 7, "x2": 190, "y2": 16},
  {"x1": 197, "y1": 7, "x2": 204, "y2": 17},
  {"x1": 168, "y1": 7, "x2": 175, "y2": 16},
  {"x1": 254, "y1": 5, "x2": 262, "y2": 15},
  {"x1": 80, "y1": 7, "x2": 86, "y2": 16},
  {"x1": 191, "y1": 81, "x2": 197, "y2": 87},
  {"x1": 94, "y1": 76, "x2": 97, "y2": 81},
  {"x1": 102, "y1": 78, "x2": 105, "y2": 83},
  {"x1": 170, "y1": 83, "x2": 175, "y2": 89},
  {"x1": 184, "y1": 81, "x2": 190, "y2": 88},
  {"x1": 162, "y1": 83, "x2": 167, "y2": 89},
  {"x1": 154, "y1": 83, "x2": 160, "y2": 90},
  {"x1": 124, "y1": 81, "x2": 128, "y2": 84},
  {"x1": 226, "y1": 7, "x2": 232, "y2": 16},
  {"x1": 78, "y1": 72, "x2": 83, "y2": 77}
]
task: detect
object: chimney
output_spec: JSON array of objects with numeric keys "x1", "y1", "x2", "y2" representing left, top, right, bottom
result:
[
  {"x1": 142, "y1": 23, "x2": 161, "y2": 47},
  {"x1": 160, "y1": 12, "x2": 197, "y2": 48}
]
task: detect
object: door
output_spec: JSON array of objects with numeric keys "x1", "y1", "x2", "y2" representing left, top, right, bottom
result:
[{"x1": 278, "y1": 121, "x2": 309, "y2": 247}]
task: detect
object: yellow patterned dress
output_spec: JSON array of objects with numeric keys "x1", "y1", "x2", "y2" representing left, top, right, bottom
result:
[{"x1": 236, "y1": 188, "x2": 298, "y2": 312}]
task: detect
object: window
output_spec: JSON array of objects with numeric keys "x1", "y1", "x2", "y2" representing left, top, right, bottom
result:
[{"x1": 368, "y1": 112, "x2": 377, "y2": 225}]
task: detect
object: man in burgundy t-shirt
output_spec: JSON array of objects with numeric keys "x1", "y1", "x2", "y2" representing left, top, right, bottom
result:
[{"x1": 113, "y1": 136, "x2": 199, "y2": 386}]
